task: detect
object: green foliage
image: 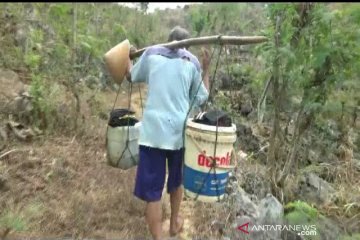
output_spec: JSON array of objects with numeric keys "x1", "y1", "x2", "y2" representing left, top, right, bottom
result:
[
  {"x1": 0, "y1": 201, "x2": 44, "y2": 232},
  {"x1": 214, "y1": 92, "x2": 232, "y2": 113},
  {"x1": 229, "y1": 63, "x2": 244, "y2": 77},
  {"x1": 52, "y1": 42, "x2": 70, "y2": 62},
  {"x1": 78, "y1": 34, "x2": 104, "y2": 58},
  {"x1": 1, "y1": 2, "x2": 160, "y2": 132},
  {"x1": 341, "y1": 234, "x2": 360, "y2": 240},
  {"x1": 285, "y1": 200, "x2": 319, "y2": 222},
  {"x1": 49, "y1": 4, "x2": 72, "y2": 18},
  {"x1": 258, "y1": 3, "x2": 360, "y2": 168},
  {"x1": 285, "y1": 201, "x2": 321, "y2": 240},
  {"x1": 29, "y1": 75, "x2": 45, "y2": 109},
  {"x1": 0, "y1": 211, "x2": 27, "y2": 232},
  {"x1": 185, "y1": 3, "x2": 266, "y2": 36},
  {"x1": 188, "y1": 7, "x2": 207, "y2": 36},
  {"x1": 29, "y1": 74, "x2": 53, "y2": 129},
  {"x1": 0, "y1": 202, "x2": 43, "y2": 233},
  {"x1": 24, "y1": 53, "x2": 41, "y2": 70}
]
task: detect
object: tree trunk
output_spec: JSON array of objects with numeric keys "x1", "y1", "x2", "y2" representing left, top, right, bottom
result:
[
  {"x1": 72, "y1": 3, "x2": 80, "y2": 130},
  {"x1": 271, "y1": 3, "x2": 314, "y2": 186},
  {"x1": 278, "y1": 104, "x2": 305, "y2": 184},
  {"x1": 94, "y1": 3, "x2": 100, "y2": 36},
  {"x1": 268, "y1": 14, "x2": 283, "y2": 198},
  {"x1": 279, "y1": 55, "x2": 333, "y2": 185},
  {"x1": 73, "y1": 3, "x2": 77, "y2": 54}
]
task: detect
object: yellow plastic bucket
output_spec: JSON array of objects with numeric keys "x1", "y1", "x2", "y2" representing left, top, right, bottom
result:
[{"x1": 183, "y1": 118, "x2": 237, "y2": 202}]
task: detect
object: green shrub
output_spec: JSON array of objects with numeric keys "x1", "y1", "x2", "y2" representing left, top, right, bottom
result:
[{"x1": 0, "y1": 211, "x2": 27, "y2": 232}]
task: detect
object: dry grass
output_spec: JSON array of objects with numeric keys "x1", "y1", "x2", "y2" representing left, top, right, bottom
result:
[
  {"x1": 319, "y1": 161, "x2": 360, "y2": 234},
  {"x1": 0, "y1": 131, "x2": 151, "y2": 239},
  {"x1": 0, "y1": 86, "x2": 154, "y2": 239},
  {"x1": 190, "y1": 201, "x2": 230, "y2": 240}
]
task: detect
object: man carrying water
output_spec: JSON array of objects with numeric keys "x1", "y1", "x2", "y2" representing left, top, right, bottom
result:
[{"x1": 125, "y1": 26, "x2": 211, "y2": 240}]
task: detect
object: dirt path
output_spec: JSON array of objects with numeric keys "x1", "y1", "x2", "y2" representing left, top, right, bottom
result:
[{"x1": 161, "y1": 188, "x2": 197, "y2": 240}]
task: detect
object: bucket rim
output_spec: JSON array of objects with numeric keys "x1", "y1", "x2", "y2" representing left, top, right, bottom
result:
[{"x1": 186, "y1": 118, "x2": 236, "y2": 133}]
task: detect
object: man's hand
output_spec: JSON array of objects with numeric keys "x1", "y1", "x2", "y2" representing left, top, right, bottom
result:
[
  {"x1": 125, "y1": 59, "x2": 132, "y2": 82},
  {"x1": 130, "y1": 45, "x2": 137, "y2": 55},
  {"x1": 200, "y1": 47, "x2": 211, "y2": 71},
  {"x1": 200, "y1": 47, "x2": 211, "y2": 92},
  {"x1": 125, "y1": 45, "x2": 137, "y2": 82}
]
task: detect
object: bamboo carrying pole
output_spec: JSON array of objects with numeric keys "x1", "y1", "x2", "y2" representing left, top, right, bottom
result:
[{"x1": 129, "y1": 35, "x2": 268, "y2": 59}]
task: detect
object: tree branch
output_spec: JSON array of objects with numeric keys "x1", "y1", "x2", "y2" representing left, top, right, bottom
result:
[
  {"x1": 257, "y1": 76, "x2": 273, "y2": 124},
  {"x1": 0, "y1": 149, "x2": 19, "y2": 160},
  {"x1": 130, "y1": 35, "x2": 268, "y2": 59}
]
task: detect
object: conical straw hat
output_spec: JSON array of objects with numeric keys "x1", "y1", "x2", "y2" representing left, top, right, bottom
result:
[{"x1": 104, "y1": 39, "x2": 131, "y2": 85}]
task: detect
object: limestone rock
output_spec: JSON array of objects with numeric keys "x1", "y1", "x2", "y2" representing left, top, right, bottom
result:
[{"x1": 298, "y1": 173, "x2": 336, "y2": 205}]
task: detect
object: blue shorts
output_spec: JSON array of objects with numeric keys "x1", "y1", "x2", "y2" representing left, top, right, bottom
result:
[{"x1": 134, "y1": 145, "x2": 184, "y2": 202}]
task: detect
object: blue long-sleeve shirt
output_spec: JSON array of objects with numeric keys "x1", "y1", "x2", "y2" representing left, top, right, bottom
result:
[{"x1": 130, "y1": 46, "x2": 208, "y2": 150}]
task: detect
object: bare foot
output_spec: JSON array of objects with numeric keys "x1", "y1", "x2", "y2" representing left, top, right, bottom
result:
[{"x1": 170, "y1": 216, "x2": 184, "y2": 237}]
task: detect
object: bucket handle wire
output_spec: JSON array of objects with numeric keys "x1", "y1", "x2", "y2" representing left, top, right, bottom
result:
[
  {"x1": 181, "y1": 41, "x2": 236, "y2": 202},
  {"x1": 107, "y1": 72, "x2": 142, "y2": 168}
]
